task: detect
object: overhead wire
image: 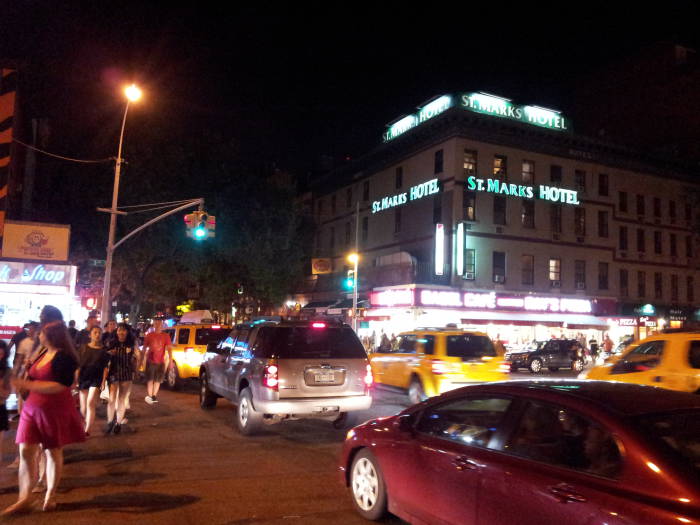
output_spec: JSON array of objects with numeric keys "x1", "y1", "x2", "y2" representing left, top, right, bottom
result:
[
  {"x1": 125, "y1": 202, "x2": 200, "y2": 214},
  {"x1": 118, "y1": 199, "x2": 197, "y2": 209},
  {"x1": 12, "y1": 138, "x2": 114, "y2": 164}
]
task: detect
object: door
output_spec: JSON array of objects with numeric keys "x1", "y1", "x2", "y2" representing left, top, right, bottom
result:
[
  {"x1": 226, "y1": 328, "x2": 251, "y2": 396},
  {"x1": 477, "y1": 400, "x2": 623, "y2": 525},
  {"x1": 388, "y1": 334, "x2": 419, "y2": 389},
  {"x1": 207, "y1": 328, "x2": 234, "y2": 393},
  {"x1": 663, "y1": 339, "x2": 700, "y2": 392},
  {"x1": 404, "y1": 395, "x2": 514, "y2": 524}
]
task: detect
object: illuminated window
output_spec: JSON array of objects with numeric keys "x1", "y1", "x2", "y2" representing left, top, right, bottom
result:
[
  {"x1": 599, "y1": 263, "x2": 609, "y2": 290},
  {"x1": 464, "y1": 150, "x2": 477, "y2": 176},
  {"x1": 493, "y1": 252, "x2": 506, "y2": 283},
  {"x1": 620, "y1": 269, "x2": 629, "y2": 298},
  {"x1": 464, "y1": 190, "x2": 476, "y2": 221},
  {"x1": 619, "y1": 191, "x2": 628, "y2": 213},
  {"x1": 598, "y1": 211, "x2": 608, "y2": 238},
  {"x1": 522, "y1": 160, "x2": 535, "y2": 184},
  {"x1": 493, "y1": 155, "x2": 507, "y2": 179},
  {"x1": 521, "y1": 200, "x2": 535, "y2": 229},
  {"x1": 619, "y1": 226, "x2": 628, "y2": 251},
  {"x1": 637, "y1": 270, "x2": 646, "y2": 298},
  {"x1": 395, "y1": 167, "x2": 403, "y2": 189},
  {"x1": 654, "y1": 231, "x2": 662, "y2": 254},
  {"x1": 522, "y1": 255, "x2": 534, "y2": 285},
  {"x1": 551, "y1": 204, "x2": 562, "y2": 233},
  {"x1": 655, "y1": 272, "x2": 663, "y2": 300},
  {"x1": 550, "y1": 165, "x2": 562, "y2": 184},
  {"x1": 548, "y1": 258, "x2": 561, "y2": 283},
  {"x1": 434, "y1": 150, "x2": 444, "y2": 174},
  {"x1": 493, "y1": 196, "x2": 506, "y2": 225},
  {"x1": 575, "y1": 170, "x2": 586, "y2": 192},
  {"x1": 575, "y1": 260, "x2": 586, "y2": 289},
  {"x1": 598, "y1": 173, "x2": 609, "y2": 196},
  {"x1": 671, "y1": 275, "x2": 679, "y2": 302},
  {"x1": 575, "y1": 208, "x2": 586, "y2": 236}
]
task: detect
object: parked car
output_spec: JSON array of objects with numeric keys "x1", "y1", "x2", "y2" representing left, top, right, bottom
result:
[
  {"x1": 584, "y1": 331, "x2": 700, "y2": 393},
  {"x1": 506, "y1": 338, "x2": 584, "y2": 373},
  {"x1": 339, "y1": 380, "x2": 700, "y2": 524},
  {"x1": 369, "y1": 328, "x2": 509, "y2": 405},
  {"x1": 199, "y1": 320, "x2": 373, "y2": 435}
]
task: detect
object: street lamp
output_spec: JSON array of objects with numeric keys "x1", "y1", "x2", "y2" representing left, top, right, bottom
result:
[
  {"x1": 347, "y1": 252, "x2": 359, "y2": 331},
  {"x1": 100, "y1": 84, "x2": 142, "y2": 323}
]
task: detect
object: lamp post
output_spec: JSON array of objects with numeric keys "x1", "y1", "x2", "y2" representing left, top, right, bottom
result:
[
  {"x1": 347, "y1": 252, "x2": 359, "y2": 331},
  {"x1": 100, "y1": 84, "x2": 142, "y2": 324}
]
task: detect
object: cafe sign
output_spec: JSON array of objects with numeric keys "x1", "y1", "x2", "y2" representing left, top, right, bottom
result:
[{"x1": 467, "y1": 176, "x2": 580, "y2": 205}]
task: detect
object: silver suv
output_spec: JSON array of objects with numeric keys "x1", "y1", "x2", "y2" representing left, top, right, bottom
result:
[{"x1": 199, "y1": 320, "x2": 373, "y2": 435}]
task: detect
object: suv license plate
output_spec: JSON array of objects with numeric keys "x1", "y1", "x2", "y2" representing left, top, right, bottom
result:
[
  {"x1": 315, "y1": 373, "x2": 335, "y2": 382},
  {"x1": 314, "y1": 406, "x2": 339, "y2": 413}
]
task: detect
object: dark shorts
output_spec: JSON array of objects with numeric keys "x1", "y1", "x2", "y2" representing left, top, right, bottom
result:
[
  {"x1": 0, "y1": 405, "x2": 8, "y2": 432},
  {"x1": 146, "y1": 362, "x2": 165, "y2": 383},
  {"x1": 78, "y1": 368, "x2": 103, "y2": 391}
]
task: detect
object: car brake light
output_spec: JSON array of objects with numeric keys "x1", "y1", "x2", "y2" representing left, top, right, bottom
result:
[
  {"x1": 498, "y1": 361, "x2": 511, "y2": 373},
  {"x1": 431, "y1": 360, "x2": 448, "y2": 375},
  {"x1": 263, "y1": 363, "x2": 279, "y2": 390},
  {"x1": 312, "y1": 322, "x2": 326, "y2": 329},
  {"x1": 364, "y1": 364, "x2": 373, "y2": 386}
]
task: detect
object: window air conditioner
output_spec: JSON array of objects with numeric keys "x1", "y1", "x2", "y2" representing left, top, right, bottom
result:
[
  {"x1": 551, "y1": 280, "x2": 561, "y2": 288},
  {"x1": 576, "y1": 282, "x2": 586, "y2": 290},
  {"x1": 464, "y1": 272, "x2": 475, "y2": 280}
]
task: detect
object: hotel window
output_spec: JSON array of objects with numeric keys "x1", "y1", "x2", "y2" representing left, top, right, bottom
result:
[
  {"x1": 671, "y1": 274, "x2": 679, "y2": 302},
  {"x1": 465, "y1": 249, "x2": 476, "y2": 279},
  {"x1": 669, "y1": 200, "x2": 676, "y2": 224},
  {"x1": 575, "y1": 170, "x2": 586, "y2": 192},
  {"x1": 549, "y1": 258, "x2": 561, "y2": 285},
  {"x1": 619, "y1": 226, "x2": 628, "y2": 251},
  {"x1": 637, "y1": 271, "x2": 646, "y2": 298},
  {"x1": 395, "y1": 167, "x2": 403, "y2": 189},
  {"x1": 637, "y1": 229, "x2": 645, "y2": 253},
  {"x1": 464, "y1": 189, "x2": 476, "y2": 221},
  {"x1": 493, "y1": 196, "x2": 507, "y2": 225},
  {"x1": 433, "y1": 196, "x2": 442, "y2": 224},
  {"x1": 598, "y1": 211, "x2": 609, "y2": 238},
  {"x1": 493, "y1": 252, "x2": 506, "y2": 283},
  {"x1": 620, "y1": 269, "x2": 629, "y2": 297},
  {"x1": 521, "y1": 255, "x2": 534, "y2": 285},
  {"x1": 655, "y1": 272, "x2": 663, "y2": 300},
  {"x1": 522, "y1": 160, "x2": 535, "y2": 184},
  {"x1": 636, "y1": 194, "x2": 645, "y2": 216},
  {"x1": 654, "y1": 231, "x2": 662, "y2": 254},
  {"x1": 575, "y1": 260, "x2": 586, "y2": 289},
  {"x1": 599, "y1": 262, "x2": 609, "y2": 290},
  {"x1": 550, "y1": 165, "x2": 562, "y2": 184},
  {"x1": 493, "y1": 155, "x2": 507, "y2": 178},
  {"x1": 619, "y1": 191, "x2": 628, "y2": 213},
  {"x1": 329, "y1": 227, "x2": 335, "y2": 250},
  {"x1": 670, "y1": 234, "x2": 677, "y2": 257},
  {"x1": 653, "y1": 197, "x2": 661, "y2": 218},
  {"x1": 551, "y1": 204, "x2": 562, "y2": 233},
  {"x1": 394, "y1": 208, "x2": 402, "y2": 233},
  {"x1": 464, "y1": 150, "x2": 477, "y2": 176},
  {"x1": 331, "y1": 194, "x2": 337, "y2": 215},
  {"x1": 346, "y1": 187, "x2": 352, "y2": 209},
  {"x1": 362, "y1": 180, "x2": 369, "y2": 201},
  {"x1": 361, "y1": 217, "x2": 368, "y2": 242},
  {"x1": 598, "y1": 173, "x2": 609, "y2": 196},
  {"x1": 687, "y1": 235, "x2": 693, "y2": 258},
  {"x1": 688, "y1": 276, "x2": 694, "y2": 303},
  {"x1": 345, "y1": 222, "x2": 351, "y2": 246},
  {"x1": 521, "y1": 200, "x2": 535, "y2": 229},
  {"x1": 434, "y1": 150, "x2": 444, "y2": 174},
  {"x1": 575, "y1": 208, "x2": 586, "y2": 236}
]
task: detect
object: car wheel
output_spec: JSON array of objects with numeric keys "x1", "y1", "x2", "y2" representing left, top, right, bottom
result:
[
  {"x1": 548, "y1": 367, "x2": 559, "y2": 372},
  {"x1": 333, "y1": 412, "x2": 360, "y2": 430},
  {"x1": 572, "y1": 359, "x2": 584, "y2": 373},
  {"x1": 408, "y1": 378, "x2": 426, "y2": 405},
  {"x1": 236, "y1": 387, "x2": 263, "y2": 436},
  {"x1": 529, "y1": 358, "x2": 543, "y2": 373},
  {"x1": 199, "y1": 371, "x2": 218, "y2": 409},
  {"x1": 350, "y1": 449, "x2": 388, "y2": 521},
  {"x1": 167, "y1": 362, "x2": 183, "y2": 391}
]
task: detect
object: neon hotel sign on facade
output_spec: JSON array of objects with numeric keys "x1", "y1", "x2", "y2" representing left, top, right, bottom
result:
[{"x1": 371, "y1": 289, "x2": 593, "y2": 314}]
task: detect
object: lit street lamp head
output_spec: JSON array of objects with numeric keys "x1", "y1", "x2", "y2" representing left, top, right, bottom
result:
[
  {"x1": 124, "y1": 83, "x2": 142, "y2": 102},
  {"x1": 347, "y1": 253, "x2": 359, "y2": 265}
]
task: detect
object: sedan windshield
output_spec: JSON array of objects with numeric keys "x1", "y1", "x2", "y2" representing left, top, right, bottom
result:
[{"x1": 635, "y1": 410, "x2": 700, "y2": 476}]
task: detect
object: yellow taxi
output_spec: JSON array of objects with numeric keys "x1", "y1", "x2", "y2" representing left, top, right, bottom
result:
[
  {"x1": 163, "y1": 320, "x2": 230, "y2": 390},
  {"x1": 369, "y1": 328, "x2": 510, "y2": 404},
  {"x1": 584, "y1": 331, "x2": 700, "y2": 393}
]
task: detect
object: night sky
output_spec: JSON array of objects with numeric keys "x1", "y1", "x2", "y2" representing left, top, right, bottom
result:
[{"x1": 3, "y1": 2, "x2": 699, "y2": 175}]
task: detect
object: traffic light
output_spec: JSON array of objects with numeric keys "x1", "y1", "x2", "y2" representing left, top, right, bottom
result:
[
  {"x1": 82, "y1": 296, "x2": 97, "y2": 309},
  {"x1": 344, "y1": 269, "x2": 355, "y2": 290},
  {"x1": 185, "y1": 211, "x2": 216, "y2": 240}
]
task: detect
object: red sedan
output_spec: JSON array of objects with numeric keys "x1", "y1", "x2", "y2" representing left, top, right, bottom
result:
[{"x1": 339, "y1": 380, "x2": 700, "y2": 524}]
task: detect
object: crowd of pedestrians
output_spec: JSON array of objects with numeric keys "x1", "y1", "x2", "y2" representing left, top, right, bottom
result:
[{"x1": 0, "y1": 306, "x2": 171, "y2": 516}]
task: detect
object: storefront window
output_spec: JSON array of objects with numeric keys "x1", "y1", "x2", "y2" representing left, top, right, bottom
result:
[{"x1": 346, "y1": 187, "x2": 353, "y2": 208}]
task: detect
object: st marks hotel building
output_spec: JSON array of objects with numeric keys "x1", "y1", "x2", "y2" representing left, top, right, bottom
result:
[{"x1": 300, "y1": 93, "x2": 699, "y2": 350}]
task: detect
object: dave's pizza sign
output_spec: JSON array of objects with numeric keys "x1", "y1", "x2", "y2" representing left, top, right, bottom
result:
[{"x1": 1, "y1": 221, "x2": 70, "y2": 262}]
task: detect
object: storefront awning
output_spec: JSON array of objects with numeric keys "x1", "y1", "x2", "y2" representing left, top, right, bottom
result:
[{"x1": 460, "y1": 311, "x2": 610, "y2": 329}]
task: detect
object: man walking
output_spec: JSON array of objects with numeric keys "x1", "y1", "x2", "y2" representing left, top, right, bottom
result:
[
  {"x1": 75, "y1": 313, "x2": 100, "y2": 346},
  {"x1": 141, "y1": 319, "x2": 171, "y2": 405}
]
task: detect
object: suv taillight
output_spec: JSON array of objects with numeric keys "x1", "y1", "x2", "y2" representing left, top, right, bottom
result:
[
  {"x1": 263, "y1": 362, "x2": 279, "y2": 390},
  {"x1": 431, "y1": 360, "x2": 448, "y2": 375},
  {"x1": 364, "y1": 364, "x2": 373, "y2": 386}
]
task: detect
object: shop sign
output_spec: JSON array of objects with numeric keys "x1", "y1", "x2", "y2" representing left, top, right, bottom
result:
[
  {"x1": 637, "y1": 303, "x2": 656, "y2": 315},
  {"x1": 370, "y1": 288, "x2": 414, "y2": 307},
  {"x1": 0, "y1": 261, "x2": 71, "y2": 287},
  {"x1": 669, "y1": 308, "x2": 688, "y2": 321},
  {"x1": 1, "y1": 221, "x2": 70, "y2": 262},
  {"x1": 0, "y1": 326, "x2": 21, "y2": 338},
  {"x1": 614, "y1": 318, "x2": 638, "y2": 327},
  {"x1": 383, "y1": 95, "x2": 453, "y2": 142},
  {"x1": 639, "y1": 316, "x2": 657, "y2": 328},
  {"x1": 372, "y1": 178, "x2": 440, "y2": 214},
  {"x1": 311, "y1": 258, "x2": 332, "y2": 275},
  {"x1": 466, "y1": 176, "x2": 580, "y2": 205},
  {"x1": 460, "y1": 93, "x2": 569, "y2": 131}
]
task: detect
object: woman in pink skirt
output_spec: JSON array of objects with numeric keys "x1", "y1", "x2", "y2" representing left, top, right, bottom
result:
[{"x1": 2, "y1": 321, "x2": 85, "y2": 514}]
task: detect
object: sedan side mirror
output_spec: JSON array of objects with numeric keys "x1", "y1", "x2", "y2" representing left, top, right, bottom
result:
[{"x1": 396, "y1": 413, "x2": 415, "y2": 435}]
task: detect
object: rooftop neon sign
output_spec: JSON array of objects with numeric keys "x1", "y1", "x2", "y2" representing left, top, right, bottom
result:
[{"x1": 383, "y1": 92, "x2": 570, "y2": 142}]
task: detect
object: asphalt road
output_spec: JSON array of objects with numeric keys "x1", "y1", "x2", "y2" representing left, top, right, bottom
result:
[{"x1": 0, "y1": 369, "x2": 581, "y2": 524}]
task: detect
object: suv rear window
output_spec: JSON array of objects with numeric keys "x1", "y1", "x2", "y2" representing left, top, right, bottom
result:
[
  {"x1": 255, "y1": 326, "x2": 366, "y2": 359},
  {"x1": 446, "y1": 335, "x2": 496, "y2": 360},
  {"x1": 195, "y1": 328, "x2": 227, "y2": 346}
]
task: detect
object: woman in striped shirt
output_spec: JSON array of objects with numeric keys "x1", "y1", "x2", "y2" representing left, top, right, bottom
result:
[{"x1": 105, "y1": 324, "x2": 136, "y2": 435}]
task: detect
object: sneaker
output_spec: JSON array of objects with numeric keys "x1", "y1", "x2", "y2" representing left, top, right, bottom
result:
[
  {"x1": 145, "y1": 396, "x2": 154, "y2": 405},
  {"x1": 152, "y1": 396, "x2": 158, "y2": 403}
]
